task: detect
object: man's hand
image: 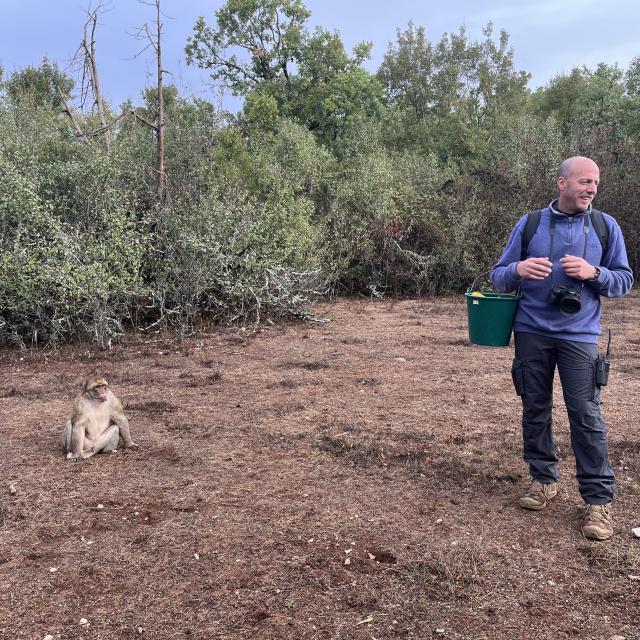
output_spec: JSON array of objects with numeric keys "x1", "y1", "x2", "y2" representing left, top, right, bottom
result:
[
  {"x1": 559, "y1": 255, "x2": 598, "y2": 280},
  {"x1": 516, "y1": 257, "x2": 553, "y2": 280}
]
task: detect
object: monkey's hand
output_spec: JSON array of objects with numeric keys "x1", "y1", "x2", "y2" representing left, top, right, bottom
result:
[
  {"x1": 67, "y1": 452, "x2": 81, "y2": 463},
  {"x1": 128, "y1": 442, "x2": 141, "y2": 451}
]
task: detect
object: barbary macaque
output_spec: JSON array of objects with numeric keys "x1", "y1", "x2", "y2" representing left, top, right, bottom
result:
[{"x1": 60, "y1": 376, "x2": 139, "y2": 463}]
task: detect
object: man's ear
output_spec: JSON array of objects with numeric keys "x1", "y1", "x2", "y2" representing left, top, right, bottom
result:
[{"x1": 557, "y1": 176, "x2": 566, "y2": 191}]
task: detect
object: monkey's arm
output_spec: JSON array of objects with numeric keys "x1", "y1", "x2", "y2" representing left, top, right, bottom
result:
[{"x1": 111, "y1": 409, "x2": 139, "y2": 450}]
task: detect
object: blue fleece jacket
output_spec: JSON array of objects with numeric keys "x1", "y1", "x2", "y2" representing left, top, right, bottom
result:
[{"x1": 490, "y1": 201, "x2": 633, "y2": 343}]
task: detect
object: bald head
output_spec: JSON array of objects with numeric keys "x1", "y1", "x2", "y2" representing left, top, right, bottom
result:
[
  {"x1": 557, "y1": 156, "x2": 599, "y2": 180},
  {"x1": 556, "y1": 156, "x2": 600, "y2": 213}
]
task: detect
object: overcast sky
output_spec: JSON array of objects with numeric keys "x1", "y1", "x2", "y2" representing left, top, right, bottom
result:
[{"x1": 2, "y1": 0, "x2": 639, "y2": 110}]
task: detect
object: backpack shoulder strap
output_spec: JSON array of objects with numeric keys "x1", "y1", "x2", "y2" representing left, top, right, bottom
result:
[
  {"x1": 520, "y1": 210, "x2": 542, "y2": 261},
  {"x1": 590, "y1": 208, "x2": 609, "y2": 259}
]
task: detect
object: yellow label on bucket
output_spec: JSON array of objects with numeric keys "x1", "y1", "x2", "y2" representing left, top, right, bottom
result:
[{"x1": 471, "y1": 291, "x2": 485, "y2": 297}]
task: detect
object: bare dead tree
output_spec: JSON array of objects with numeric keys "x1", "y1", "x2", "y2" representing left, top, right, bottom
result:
[
  {"x1": 132, "y1": 0, "x2": 167, "y2": 203},
  {"x1": 62, "y1": 0, "x2": 168, "y2": 202},
  {"x1": 62, "y1": 3, "x2": 114, "y2": 150},
  {"x1": 154, "y1": 0, "x2": 166, "y2": 203},
  {"x1": 78, "y1": 3, "x2": 111, "y2": 151}
]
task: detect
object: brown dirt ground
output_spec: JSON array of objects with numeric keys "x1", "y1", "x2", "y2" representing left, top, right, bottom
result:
[{"x1": 1, "y1": 294, "x2": 640, "y2": 640}]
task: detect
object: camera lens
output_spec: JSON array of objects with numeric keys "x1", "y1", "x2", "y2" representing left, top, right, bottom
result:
[{"x1": 559, "y1": 292, "x2": 581, "y2": 315}]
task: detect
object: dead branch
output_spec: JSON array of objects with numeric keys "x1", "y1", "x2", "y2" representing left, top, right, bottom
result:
[
  {"x1": 59, "y1": 90, "x2": 91, "y2": 145},
  {"x1": 132, "y1": 110, "x2": 158, "y2": 130},
  {"x1": 81, "y1": 5, "x2": 111, "y2": 151}
]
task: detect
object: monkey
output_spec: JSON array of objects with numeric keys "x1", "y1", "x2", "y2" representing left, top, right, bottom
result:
[{"x1": 60, "y1": 376, "x2": 140, "y2": 463}]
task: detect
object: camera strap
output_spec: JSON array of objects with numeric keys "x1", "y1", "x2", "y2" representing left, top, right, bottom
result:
[
  {"x1": 548, "y1": 213, "x2": 590, "y2": 260},
  {"x1": 581, "y1": 214, "x2": 590, "y2": 259},
  {"x1": 548, "y1": 213, "x2": 590, "y2": 287},
  {"x1": 520, "y1": 206, "x2": 609, "y2": 263}
]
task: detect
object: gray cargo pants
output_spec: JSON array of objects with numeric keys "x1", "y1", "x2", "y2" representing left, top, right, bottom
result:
[{"x1": 512, "y1": 332, "x2": 614, "y2": 504}]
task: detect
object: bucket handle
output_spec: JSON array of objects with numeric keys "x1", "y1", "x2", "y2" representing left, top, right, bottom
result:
[{"x1": 466, "y1": 270, "x2": 493, "y2": 294}]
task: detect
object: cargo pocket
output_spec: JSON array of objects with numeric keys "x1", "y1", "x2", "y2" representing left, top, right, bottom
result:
[{"x1": 511, "y1": 358, "x2": 526, "y2": 397}]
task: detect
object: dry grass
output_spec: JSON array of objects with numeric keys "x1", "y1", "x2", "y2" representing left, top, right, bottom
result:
[{"x1": 1, "y1": 294, "x2": 639, "y2": 639}]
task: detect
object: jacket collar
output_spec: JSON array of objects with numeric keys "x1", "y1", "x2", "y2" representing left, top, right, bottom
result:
[{"x1": 549, "y1": 198, "x2": 591, "y2": 218}]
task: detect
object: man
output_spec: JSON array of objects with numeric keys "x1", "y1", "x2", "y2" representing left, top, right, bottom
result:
[{"x1": 491, "y1": 156, "x2": 633, "y2": 540}]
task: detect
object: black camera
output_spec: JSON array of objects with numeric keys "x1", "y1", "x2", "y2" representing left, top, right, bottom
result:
[{"x1": 547, "y1": 285, "x2": 582, "y2": 315}]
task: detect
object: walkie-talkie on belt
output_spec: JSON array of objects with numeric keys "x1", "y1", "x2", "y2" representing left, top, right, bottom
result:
[{"x1": 596, "y1": 329, "x2": 612, "y2": 387}]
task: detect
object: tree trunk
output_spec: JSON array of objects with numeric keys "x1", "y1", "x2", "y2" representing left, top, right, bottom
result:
[
  {"x1": 84, "y1": 11, "x2": 111, "y2": 152},
  {"x1": 155, "y1": 0, "x2": 166, "y2": 203}
]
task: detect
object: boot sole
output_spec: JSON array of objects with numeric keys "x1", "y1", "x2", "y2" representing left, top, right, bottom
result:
[
  {"x1": 582, "y1": 526, "x2": 614, "y2": 541},
  {"x1": 519, "y1": 488, "x2": 558, "y2": 510},
  {"x1": 519, "y1": 499, "x2": 548, "y2": 510}
]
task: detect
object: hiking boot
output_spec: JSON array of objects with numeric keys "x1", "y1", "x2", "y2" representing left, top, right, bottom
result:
[
  {"x1": 519, "y1": 480, "x2": 558, "y2": 510},
  {"x1": 582, "y1": 504, "x2": 614, "y2": 540}
]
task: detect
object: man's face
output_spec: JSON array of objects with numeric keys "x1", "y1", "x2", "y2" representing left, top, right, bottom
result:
[{"x1": 557, "y1": 161, "x2": 600, "y2": 213}]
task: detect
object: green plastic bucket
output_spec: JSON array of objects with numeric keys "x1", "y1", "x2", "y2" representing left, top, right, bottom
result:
[{"x1": 465, "y1": 290, "x2": 520, "y2": 347}]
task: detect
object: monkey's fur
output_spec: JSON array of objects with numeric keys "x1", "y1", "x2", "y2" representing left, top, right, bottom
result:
[{"x1": 60, "y1": 376, "x2": 139, "y2": 463}]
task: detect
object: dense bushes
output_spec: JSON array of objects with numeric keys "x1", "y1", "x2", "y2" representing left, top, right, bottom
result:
[
  {"x1": 0, "y1": 109, "x2": 143, "y2": 347},
  {"x1": 0, "y1": 100, "x2": 330, "y2": 346}
]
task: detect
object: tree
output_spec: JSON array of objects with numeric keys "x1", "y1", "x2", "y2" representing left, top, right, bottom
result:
[
  {"x1": 65, "y1": 1, "x2": 169, "y2": 199},
  {"x1": 185, "y1": 0, "x2": 310, "y2": 95},
  {"x1": 132, "y1": 0, "x2": 168, "y2": 202},
  {"x1": 533, "y1": 67, "x2": 587, "y2": 128},
  {"x1": 263, "y1": 28, "x2": 384, "y2": 146},
  {"x1": 377, "y1": 22, "x2": 436, "y2": 121},
  {"x1": 186, "y1": 0, "x2": 383, "y2": 148},
  {"x1": 377, "y1": 23, "x2": 530, "y2": 163},
  {"x1": 4, "y1": 58, "x2": 74, "y2": 111},
  {"x1": 78, "y1": 6, "x2": 112, "y2": 150},
  {"x1": 535, "y1": 64, "x2": 625, "y2": 132}
]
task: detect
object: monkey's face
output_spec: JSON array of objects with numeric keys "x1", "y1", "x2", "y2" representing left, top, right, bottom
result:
[
  {"x1": 93, "y1": 384, "x2": 108, "y2": 402},
  {"x1": 85, "y1": 378, "x2": 109, "y2": 402}
]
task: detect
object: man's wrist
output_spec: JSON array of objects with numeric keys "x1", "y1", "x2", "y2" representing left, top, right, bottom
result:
[{"x1": 589, "y1": 266, "x2": 600, "y2": 280}]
